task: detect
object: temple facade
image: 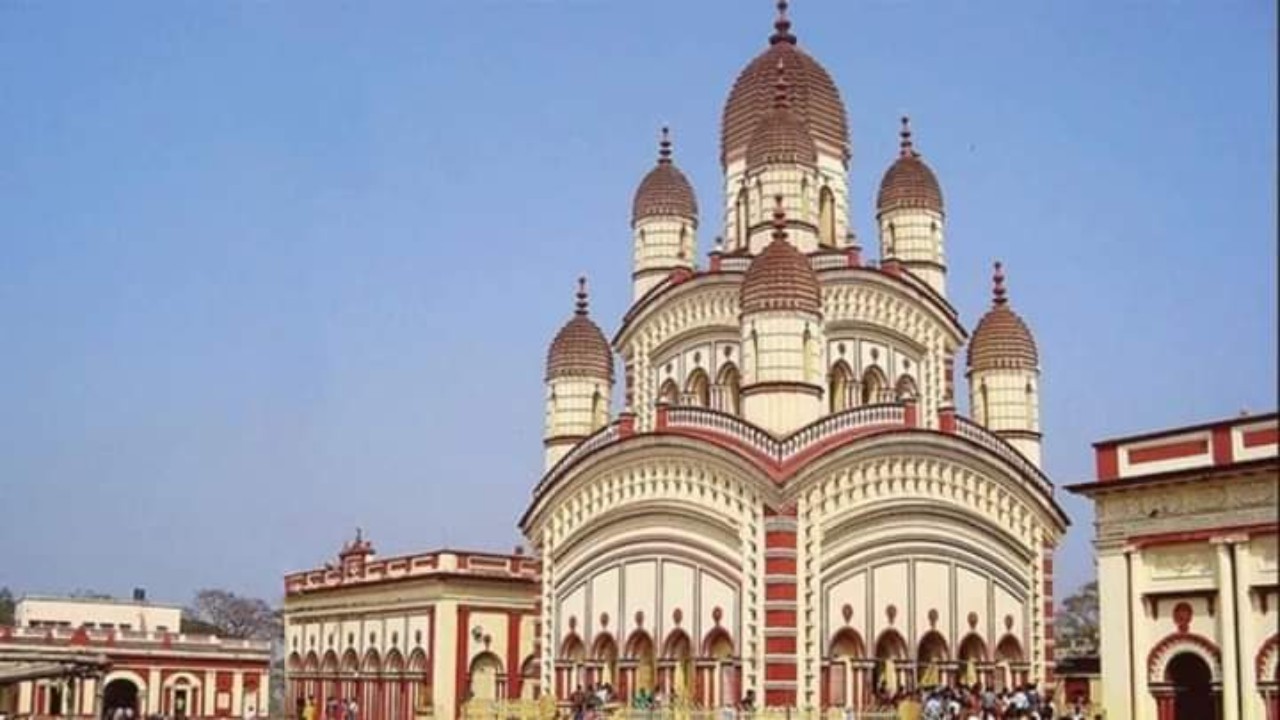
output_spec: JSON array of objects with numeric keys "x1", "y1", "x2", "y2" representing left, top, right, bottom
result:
[
  {"x1": 1068, "y1": 412, "x2": 1279, "y2": 720},
  {"x1": 523, "y1": 2, "x2": 1067, "y2": 712}
]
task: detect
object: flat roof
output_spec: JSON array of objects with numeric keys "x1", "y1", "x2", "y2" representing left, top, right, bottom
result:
[{"x1": 17, "y1": 595, "x2": 184, "y2": 611}]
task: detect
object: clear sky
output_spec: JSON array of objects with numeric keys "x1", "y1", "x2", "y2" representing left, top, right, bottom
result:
[{"x1": 0, "y1": 1, "x2": 1275, "y2": 608}]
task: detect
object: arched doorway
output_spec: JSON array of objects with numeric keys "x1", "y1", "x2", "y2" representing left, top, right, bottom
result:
[
  {"x1": 103, "y1": 679, "x2": 140, "y2": 718},
  {"x1": 661, "y1": 630, "x2": 693, "y2": 700},
  {"x1": 1167, "y1": 653, "x2": 1214, "y2": 719},
  {"x1": 625, "y1": 631, "x2": 657, "y2": 698},
  {"x1": 468, "y1": 653, "x2": 503, "y2": 702},
  {"x1": 828, "y1": 361, "x2": 854, "y2": 413},
  {"x1": 827, "y1": 628, "x2": 866, "y2": 709},
  {"x1": 873, "y1": 630, "x2": 909, "y2": 696}
]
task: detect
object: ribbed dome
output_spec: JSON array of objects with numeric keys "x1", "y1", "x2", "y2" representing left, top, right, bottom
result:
[
  {"x1": 877, "y1": 117, "x2": 943, "y2": 214},
  {"x1": 632, "y1": 127, "x2": 698, "y2": 225},
  {"x1": 546, "y1": 279, "x2": 615, "y2": 382},
  {"x1": 968, "y1": 263, "x2": 1038, "y2": 372},
  {"x1": 740, "y1": 199, "x2": 822, "y2": 315},
  {"x1": 745, "y1": 62, "x2": 818, "y2": 168},
  {"x1": 722, "y1": 3, "x2": 849, "y2": 166}
]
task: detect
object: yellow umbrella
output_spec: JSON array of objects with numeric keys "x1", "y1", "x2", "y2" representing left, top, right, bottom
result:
[
  {"x1": 884, "y1": 659, "x2": 898, "y2": 695},
  {"x1": 920, "y1": 662, "x2": 939, "y2": 688},
  {"x1": 963, "y1": 659, "x2": 977, "y2": 687}
]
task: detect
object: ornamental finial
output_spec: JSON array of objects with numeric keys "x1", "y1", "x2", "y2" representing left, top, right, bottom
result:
[
  {"x1": 658, "y1": 125, "x2": 672, "y2": 164},
  {"x1": 772, "y1": 195, "x2": 787, "y2": 241},
  {"x1": 575, "y1": 276, "x2": 589, "y2": 316},
  {"x1": 770, "y1": 0, "x2": 796, "y2": 45},
  {"x1": 899, "y1": 116, "x2": 915, "y2": 158},
  {"x1": 992, "y1": 262, "x2": 1008, "y2": 306}
]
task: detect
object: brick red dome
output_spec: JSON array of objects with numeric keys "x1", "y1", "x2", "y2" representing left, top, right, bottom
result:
[
  {"x1": 547, "y1": 280, "x2": 614, "y2": 382},
  {"x1": 745, "y1": 62, "x2": 818, "y2": 169},
  {"x1": 877, "y1": 118, "x2": 943, "y2": 214},
  {"x1": 740, "y1": 200, "x2": 822, "y2": 315},
  {"x1": 722, "y1": 5, "x2": 848, "y2": 166},
  {"x1": 632, "y1": 128, "x2": 698, "y2": 225},
  {"x1": 967, "y1": 264, "x2": 1038, "y2": 372}
]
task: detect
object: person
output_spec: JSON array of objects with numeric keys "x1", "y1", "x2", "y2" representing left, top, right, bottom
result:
[
  {"x1": 346, "y1": 697, "x2": 359, "y2": 720},
  {"x1": 243, "y1": 705, "x2": 257, "y2": 720},
  {"x1": 302, "y1": 697, "x2": 316, "y2": 720}
]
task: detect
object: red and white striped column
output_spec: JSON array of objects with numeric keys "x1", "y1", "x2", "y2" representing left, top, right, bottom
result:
[{"x1": 763, "y1": 507, "x2": 799, "y2": 707}]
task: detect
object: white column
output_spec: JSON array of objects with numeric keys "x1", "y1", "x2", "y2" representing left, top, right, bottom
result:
[
  {"x1": 1128, "y1": 549, "x2": 1152, "y2": 720},
  {"x1": 203, "y1": 671, "x2": 217, "y2": 716},
  {"x1": 231, "y1": 671, "x2": 245, "y2": 716},
  {"x1": 1215, "y1": 539, "x2": 1241, "y2": 720},
  {"x1": 147, "y1": 669, "x2": 162, "y2": 714},
  {"x1": 1237, "y1": 539, "x2": 1263, "y2": 720}
]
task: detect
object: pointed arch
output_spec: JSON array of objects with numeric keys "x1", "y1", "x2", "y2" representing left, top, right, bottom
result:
[
  {"x1": 819, "y1": 186, "x2": 837, "y2": 247},
  {"x1": 894, "y1": 374, "x2": 918, "y2": 402},
  {"x1": 658, "y1": 378, "x2": 680, "y2": 406},
  {"x1": 874, "y1": 629, "x2": 908, "y2": 660},
  {"x1": 1257, "y1": 633, "x2": 1280, "y2": 682},
  {"x1": 685, "y1": 368, "x2": 711, "y2": 407},
  {"x1": 625, "y1": 630, "x2": 655, "y2": 660},
  {"x1": 303, "y1": 652, "x2": 320, "y2": 673},
  {"x1": 736, "y1": 188, "x2": 750, "y2": 250},
  {"x1": 1146, "y1": 632, "x2": 1221, "y2": 683},
  {"x1": 341, "y1": 649, "x2": 359, "y2": 673},
  {"x1": 861, "y1": 365, "x2": 889, "y2": 405},
  {"x1": 287, "y1": 653, "x2": 304, "y2": 673},
  {"x1": 828, "y1": 361, "x2": 855, "y2": 413},
  {"x1": 520, "y1": 655, "x2": 540, "y2": 700},
  {"x1": 384, "y1": 649, "x2": 405, "y2": 675},
  {"x1": 702, "y1": 627, "x2": 734, "y2": 659},
  {"x1": 321, "y1": 650, "x2": 340, "y2": 674},
  {"x1": 957, "y1": 634, "x2": 988, "y2": 662},
  {"x1": 916, "y1": 631, "x2": 949, "y2": 663},
  {"x1": 716, "y1": 363, "x2": 742, "y2": 415},
  {"x1": 591, "y1": 633, "x2": 619, "y2": 663},
  {"x1": 828, "y1": 628, "x2": 866, "y2": 659},
  {"x1": 994, "y1": 634, "x2": 1025, "y2": 663},
  {"x1": 559, "y1": 633, "x2": 586, "y2": 662},
  {"x1": 408, "y1": 648, "x2": 427, "y2": 673},
  {"x1": 361, "y1": 649, "x2": 381, "y2": 674},
  {"x1": 662, "y1": 629, "x2": 693, "y2": 660}
]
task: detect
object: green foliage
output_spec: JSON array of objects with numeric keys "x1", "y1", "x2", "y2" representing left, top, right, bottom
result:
[{"x1": 1055, "y1": 580, "x2": 1099, "y2": 657}]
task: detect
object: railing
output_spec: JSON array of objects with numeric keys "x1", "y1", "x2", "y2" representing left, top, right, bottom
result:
[
  {"x1": 458, "y1": 702, "x2": 897, "y2": 720},
  {"x1": 664, "y1": 404, "x2": 908, "y2": 468},
  {"x1": 535, "y1": 423, "x2": 622, "y2": 499},
  {"x1": 717, "y1": 255, "x2": 753, "y2": 273},
  {"x1": 953, "y1": 417, "x2": 1051, "y2": 491},
  {"x1": 809, "y1": 253, "x2": 852, "y2": 271},
  {"x1": 0, "y1": 625, "x2": 271, "y2": 651}
]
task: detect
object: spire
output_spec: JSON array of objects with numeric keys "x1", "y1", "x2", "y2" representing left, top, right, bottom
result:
[
  {"x1": 658, "y1": 125, "x2": 672, "y2": 165},
  {"x1": 769, "y1": 0, "x2": 796, "y2": 45},
  {"x1": 899, "y1": 115, "x2": 915, "y2": 158},
  {"x1": 773, "y1": 60, "x2": 790, "y2": 110},
  {"x1": 575, "y1": 276, "x2": 590, "y2": 316},
  {"x1": 992, "y1": 261, "x2": 1008, "y2": 306},
  {"x1": 771, "y1": 194, "x2": 787, "y2": 241}
]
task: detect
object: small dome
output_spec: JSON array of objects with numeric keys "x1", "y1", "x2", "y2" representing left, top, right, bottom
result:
[
  {"x1": 745, "y1": 61, "x2": 818, "y2": 169},
  {"x1": 722, "y1": 2, "x2": 849, "y2": 165},
  {"x1": 877, "y1": 117, "x2": 943, "y2": 215},
  {"x1": 968, "y1": 263, "x2": 1038, "y2": 372},
  {"x1": 632, "y1": 127, "x2": 698, "y2": 225},
  {"x1": 740, "y1": 198, "x2": 822, "y2": 315},
  {"x1": 547, "y1": 278, "x2": 615, "y2": 382}
]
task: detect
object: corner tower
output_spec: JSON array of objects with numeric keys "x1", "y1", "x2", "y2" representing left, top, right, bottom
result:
[
  {"x1": 722, "y1": 1, "x2": 850, "y2": 254},
  {"x1": 544, "y1": 278, "x2": 614, "y2": 470},
  {"x1": 877, "y1": 116, "x2": 947, "y2": 296},
  {"x1": 739, "y1": 197, "x2": 825, "y2": 435},
  {"x1": 631, "y1": 127, "x2": 698, "y2": 300},
  {"x1": 967, "y1": 262, "x2": 1042, "y2": 466}
]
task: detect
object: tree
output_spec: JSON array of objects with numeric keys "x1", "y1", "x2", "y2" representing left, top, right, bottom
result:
[
  {"x1": 1055, "y1": 580, "x2": 1099, "y2": 657},
  {"x1": 184, "y1": 589, "x2": 281, "y2": 641},
  {"x1": 0, "y1": 587, "x2": 14, "y2": 626}
]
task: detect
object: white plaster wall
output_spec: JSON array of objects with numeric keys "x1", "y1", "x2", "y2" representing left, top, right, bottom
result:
[
  {"x1": 634, "y1": 217, "x2": 696, "y2": 300},
  {"x1": 878, "y1": 208, "x2": 946, "y2": 297}
]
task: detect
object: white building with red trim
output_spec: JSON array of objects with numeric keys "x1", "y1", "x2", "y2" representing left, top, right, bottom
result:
[
  {"x1": 281, "y1": 535, "x2": 538, "y2": 720},
  {"x1": 522, "y1": 2, "x2": 1068, "y2": 713},
  {"x1": 0, "y1": 595, "x2": 270, "y2": 720},
  {"x1": 1068, "y1": 412, "x2": 1279, "y2": 720}
]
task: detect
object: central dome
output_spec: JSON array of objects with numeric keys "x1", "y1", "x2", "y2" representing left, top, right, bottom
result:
[{"x1": 722, "y1": 3, "x2": 849, "y2": 166}]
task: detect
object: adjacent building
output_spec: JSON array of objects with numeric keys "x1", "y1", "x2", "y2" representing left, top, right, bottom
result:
[
  {"x1": 1068, "y1": 411, "x2": 1279, "y2": 720},
  {"x1": 0, "y1": 594, "x2": 271, "y2": 720},
  {"x1": 281, "y1": 535, "x2": 538, "y2": 720}
]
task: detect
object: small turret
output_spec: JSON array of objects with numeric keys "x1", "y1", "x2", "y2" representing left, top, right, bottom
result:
[
  {"x1": 738, "y1": 197, "x2": 825, "y2": 435},
  {"x1": 544, "y1": 278, "x2": 614, "y2": 470},
  {"x1": 967, "y1": 262, "x2": 1041, "y2": 466},
  {"x1": 631, "y1": 126, "x2": 698, "y2": 300},
  {"x1": 877, "y1": 116, "x2": 947, "y2": 296}
]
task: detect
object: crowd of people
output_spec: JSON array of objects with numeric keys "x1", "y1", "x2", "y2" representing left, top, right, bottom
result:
[
  {"x1": 870, "y1": 683, "x2": 1092, "y2": 720},
  {"x1": 296, "y1": 695, "x2": 359, "y2": 720}
]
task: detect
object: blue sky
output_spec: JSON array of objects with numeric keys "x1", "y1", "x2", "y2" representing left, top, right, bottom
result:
[{"x1": 0, "y1": 1, "x2": 1274, "y2": 607}]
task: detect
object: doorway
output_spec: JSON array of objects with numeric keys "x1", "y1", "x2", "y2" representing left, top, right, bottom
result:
[
  {"x1": 103, "y1": 679, "x2": 140, "y2": 718},
  {"x1": 1166, "y1": 653, "x2": 1215, "y2": 719}
]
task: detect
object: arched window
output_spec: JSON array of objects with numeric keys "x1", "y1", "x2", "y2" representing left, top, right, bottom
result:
[
  {"x1": 591, "y1": 388, "x2": 607, "y2": 427},
  {"x1": 979, "y1": 381, "x2": 989, "y2": 426},
  {"x1": 678, "y1": 226, "x2": 688, "y2": 260},
  {"x1": 658, "y1": 379, "x2": 680, "y2": 406},
  {"x1": 736, "y1": 189, "x2": 749, "y2": 250},
  {"x1": 861, "y1": 366, "x2": 888, "y2": 405},
  {"x1": 716, "y1": 364, "x2": 742, "y2": 415},
  {"x1": 894, "y1": 374, "x2": 918, "y2": 402},
  {"x1": 802, "y1": 325, "x2": 815, "y2": 381},
  {"x1": 819, "y1": 187, "x2": 836, "y2": 247},
  {"x1": 828, "y1": 361, "x2": 854, "y2": 413},
  {"x1": 685, "y1": 369, "x2": 710, "y2": 407}
]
